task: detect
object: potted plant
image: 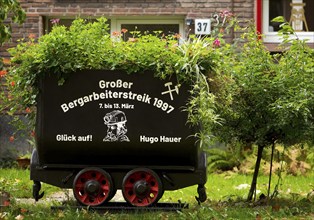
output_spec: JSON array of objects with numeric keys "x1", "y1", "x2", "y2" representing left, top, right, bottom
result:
[
  {"x1": 16, "y1": 139, "x2": 34, "y2": 169},
  {"x1": 16, "y1": 153, "x2": 31, "y2": 169}
]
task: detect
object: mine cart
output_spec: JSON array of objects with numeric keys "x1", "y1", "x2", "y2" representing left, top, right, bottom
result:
[{"x1": 31, "y1": 70, "x2": 207, "y2": 207}]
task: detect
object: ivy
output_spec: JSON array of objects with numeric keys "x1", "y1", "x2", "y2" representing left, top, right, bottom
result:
[{"x1": 0, "y1": 0, "x2": 26, "y2": 45}]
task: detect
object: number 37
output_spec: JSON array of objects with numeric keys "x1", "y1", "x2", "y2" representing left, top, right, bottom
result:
[{"x1": 194, "y1": 19, "x2": 211, "y2": 35}]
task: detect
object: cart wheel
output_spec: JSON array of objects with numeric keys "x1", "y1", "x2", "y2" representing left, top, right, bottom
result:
[
  {"x1": 122, "y1": 168, "x2": 163, "y2": 207},
  {"x1": 73, "y1": 168, "x2": 113, "y2": 206}
]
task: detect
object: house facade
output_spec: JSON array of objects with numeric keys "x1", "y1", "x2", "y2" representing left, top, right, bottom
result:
[{"x1": 1, "y1": 0, "x2": 314, "y2": 58}]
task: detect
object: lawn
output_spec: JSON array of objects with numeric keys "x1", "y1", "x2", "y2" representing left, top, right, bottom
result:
[{"x1": 1, "y1": 169, "x2": 314, "y2": 219}]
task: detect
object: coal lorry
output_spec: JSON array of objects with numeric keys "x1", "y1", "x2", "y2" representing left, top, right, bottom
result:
[{"x1": 31, "y1": 69, "x2": 207, "y2": 207}]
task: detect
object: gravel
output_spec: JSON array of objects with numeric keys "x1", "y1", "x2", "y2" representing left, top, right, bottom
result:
[{"x1": 16, "y1": 189, "x2": 125, "y2": 205}]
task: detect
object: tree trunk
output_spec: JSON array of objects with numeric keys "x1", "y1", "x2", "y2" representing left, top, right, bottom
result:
[
  {"x1": 247, "y1": 145, "x2": 264, "y2": 201},
  {"x1": 267, "y1": 142, "x2": 275, "y2": 198}
]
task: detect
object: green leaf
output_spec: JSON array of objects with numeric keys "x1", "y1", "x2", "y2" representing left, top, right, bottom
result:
[{"x1": 271, "y1": 16, "x2": 286, "y2": 23}]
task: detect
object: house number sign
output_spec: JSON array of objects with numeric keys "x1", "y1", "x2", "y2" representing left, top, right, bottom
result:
[{"x1": 195, "y1": 19, "x2": 211, "y2": 35}]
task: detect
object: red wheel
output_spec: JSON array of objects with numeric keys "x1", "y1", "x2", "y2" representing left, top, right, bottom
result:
[
  {"x1": 73, "y1": 168, "x2": 113, "y2": 206},
  {"x1": 122, "y1": 168, "x2": 163, "y2": 207}
]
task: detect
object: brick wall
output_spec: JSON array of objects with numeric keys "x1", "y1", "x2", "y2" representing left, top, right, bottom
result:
[{"x1": 0, "y1": 0, "x2": 255, "y2": 58}]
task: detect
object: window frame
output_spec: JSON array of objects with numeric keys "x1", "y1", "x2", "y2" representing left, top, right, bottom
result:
[
  {"x1": 261, "y1": 0, "x2": 314, "y2": 43},
  {"x1": 111, "y1": 17, "x2": 185, "y2": 38}
]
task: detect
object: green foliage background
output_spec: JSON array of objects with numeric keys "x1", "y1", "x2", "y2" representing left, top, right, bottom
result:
[
  {"x1": 0, "y1": 0, "x2": 25, "y2": 70},
  {"x1": 0, "y1": 0, "x2": 25, "y2": 45}
]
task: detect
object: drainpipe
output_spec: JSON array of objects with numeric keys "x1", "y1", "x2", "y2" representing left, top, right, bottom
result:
[{"x1": 256, "y1": 0, "x2": 263, "y2": 34}]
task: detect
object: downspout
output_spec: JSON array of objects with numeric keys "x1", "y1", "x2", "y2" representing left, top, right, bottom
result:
[{"x1": 256, "y1": 0, "x2": 262, "y2": 34}]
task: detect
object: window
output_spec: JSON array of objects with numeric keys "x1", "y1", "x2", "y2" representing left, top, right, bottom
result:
[
  {"x1": 120, "y1": 24, "x2": 179, "y2": 39},
  {"x1": 112, "y1": 17, "x2": 184, "y2": 39},
  {"x1": 44, "y1": 17, "x2": 184, "y2": 40},
  {"x1": 44, "y1": 17, "x2": 108, "y2": 33},
  {"x1": 262, "y1": 0, "x2": 314, "y2": 43},
  {"x1": 44, "y1": 18, "x2": 74, "y2": 33}
]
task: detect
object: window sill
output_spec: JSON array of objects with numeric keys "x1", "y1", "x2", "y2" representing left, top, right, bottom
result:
[
  {"x1": 263, "y1": 32, "x2": 314, "y2": 43},
  {"x1": 263, "y1": 42, "x2": 314, "y2": 52}
]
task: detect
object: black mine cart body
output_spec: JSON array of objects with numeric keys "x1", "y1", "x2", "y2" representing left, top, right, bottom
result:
[{"x1": 31, "y1": 70, "x2": 207, "y2": 207}]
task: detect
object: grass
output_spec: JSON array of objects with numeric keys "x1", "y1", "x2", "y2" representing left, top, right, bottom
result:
[
  {"x1": 0, "y1": 168, "x2": 59, "y2": 198},
  {"x1": 1, "y1": 168, "x2": 314, "y2": 219}
]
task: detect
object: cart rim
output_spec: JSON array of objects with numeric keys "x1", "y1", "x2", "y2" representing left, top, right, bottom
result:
[
  {"x1": 73, "y1": 168, "x2": 113, "y2": 206},
  {"x1": 122, "y1": 168, "x2": 163, "y2": 207}
]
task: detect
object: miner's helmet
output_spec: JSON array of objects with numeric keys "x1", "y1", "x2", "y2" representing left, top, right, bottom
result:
[{"x1": 104, "y1": 110, "x2": 127, "y2": 125}]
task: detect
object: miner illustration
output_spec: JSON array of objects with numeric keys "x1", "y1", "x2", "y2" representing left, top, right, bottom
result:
[{"x1": 103, "y1": 110, "x2": 130, "y2": 142}]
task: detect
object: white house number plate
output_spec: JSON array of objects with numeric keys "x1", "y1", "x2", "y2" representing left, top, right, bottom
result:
[{"x1": 195, "y1": 19, "x2": 211, "y2": 35}]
